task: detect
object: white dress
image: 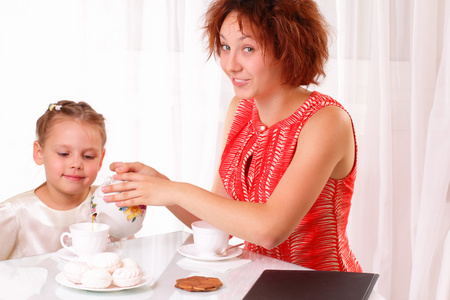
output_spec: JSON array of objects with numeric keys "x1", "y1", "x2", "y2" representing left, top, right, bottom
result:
[{"x1": 0, "y1": 186, "x2": 96, "y2": 260}]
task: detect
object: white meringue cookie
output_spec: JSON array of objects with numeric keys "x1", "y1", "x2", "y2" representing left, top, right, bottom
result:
[
  {"x1": 120, "y1": 257, "x2": 140, "y2": 268},
  {"x1": 81, "y1": 269, "x2": 112, "y2": 289},
  {"x1": 112, "y1": 267, "x2": 143, "y2": 287},
  {"x1": 88, "y1": 252, "x2": 122, "y2": 273},
  {"x1": 63, "y1": 261, "x2": 91, "y2": 284}
]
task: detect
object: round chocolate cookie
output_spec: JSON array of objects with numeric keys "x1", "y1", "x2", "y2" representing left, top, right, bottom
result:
[{"x1": 175, "y1": 276, "x2": 223, "y2": 292}]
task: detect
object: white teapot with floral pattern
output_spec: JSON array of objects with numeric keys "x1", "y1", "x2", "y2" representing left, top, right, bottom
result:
[{"x1": 91, "y1": 177, "x2": 146, "y2": 239}]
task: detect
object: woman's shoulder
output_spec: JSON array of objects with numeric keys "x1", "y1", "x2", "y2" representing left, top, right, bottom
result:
[
  {"x1": 296, "y1": 91, "x2": 351, "y2": 125},
  {"x1": 306, "y1": 91, "x2": 344, "y2": 109},
  {"x1": 299, "y1": 92, "x2": 352, "y2": 130}
]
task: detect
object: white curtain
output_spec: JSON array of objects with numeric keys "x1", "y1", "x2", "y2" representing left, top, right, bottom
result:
[
  {"x1": 0, "y1": 1, "x2": 449, "y2": 299},
  {"x1": 0, "y1": 0, "x2": 230, "y2": 234},
  {"x1": 315, "y1": 0, "x2": 450, "y2": 299}
]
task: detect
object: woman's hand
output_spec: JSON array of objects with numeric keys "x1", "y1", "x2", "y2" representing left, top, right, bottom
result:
[
  {"x1": 102, "y1": 162, "x2": 173, "y2": 207},
  {"x1": 106, "y1": 161, "x2": 201, "y2": 227},
  {"x1": 109, "y1": 161, "x2": 163, "y2": 177}
]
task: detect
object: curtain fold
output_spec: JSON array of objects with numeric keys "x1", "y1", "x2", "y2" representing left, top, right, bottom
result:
[
  {"x1": 409, "y1": 2, "x2": 450, "y2": 298},
  {"x1": 319, "y1": 0, "x2": 449, "y2": 299},
  {"x1": 369, "y1": 1, "x2": 394, "y2": 297}
]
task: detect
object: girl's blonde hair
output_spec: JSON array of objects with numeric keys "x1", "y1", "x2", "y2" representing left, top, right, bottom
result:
[{"x1": 36, "y1": 100, "x2": 106, "y2": 148}]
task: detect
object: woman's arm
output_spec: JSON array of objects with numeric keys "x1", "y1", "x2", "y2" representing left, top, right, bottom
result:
[{"x1": 104, "y1": 105, "x2": 354, "y2": 249}]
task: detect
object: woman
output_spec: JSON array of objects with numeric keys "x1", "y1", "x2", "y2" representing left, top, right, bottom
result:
[{"x1": 103, "y1": 0, "x2": 362, "y2": 272}]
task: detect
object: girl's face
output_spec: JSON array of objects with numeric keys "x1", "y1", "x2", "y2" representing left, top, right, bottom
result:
[
  {"x1": 33, "y1": 118, "x2": 105, "y2": 197},
  {"x1": 219, "y1": 12, "x2": 283, "y2": 101}
]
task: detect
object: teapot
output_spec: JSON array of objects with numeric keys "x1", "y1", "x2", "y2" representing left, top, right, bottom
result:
[{"x1": 91, "y1": 177, "x2": 146, "y2": 239}]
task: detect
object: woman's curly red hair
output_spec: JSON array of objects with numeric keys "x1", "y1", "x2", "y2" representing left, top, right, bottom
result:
[{"x1": 203, "y1": 0, "x2": 330, "y2": 86}]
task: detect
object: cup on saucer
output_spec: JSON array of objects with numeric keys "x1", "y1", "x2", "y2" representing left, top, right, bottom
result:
[
  {"x1": 191, "y1": 221, "x2": 229, "y2": 257},
  {"x1": 60, "y1": 222, "x2": 110, "y2": 260}
]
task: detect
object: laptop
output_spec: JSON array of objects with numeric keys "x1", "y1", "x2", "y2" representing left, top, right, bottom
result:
[{"x1": 243, "y1": 269, "x2": 380, "y2": 300}]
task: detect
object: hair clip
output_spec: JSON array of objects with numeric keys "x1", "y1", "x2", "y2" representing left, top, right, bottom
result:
[{"x1": 48, "y1": 104, "x2": 62, "y2": 111}]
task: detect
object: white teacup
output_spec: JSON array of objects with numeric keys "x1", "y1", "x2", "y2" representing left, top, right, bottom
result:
[
  {"x1": 60, "y1": 222, "x2": 110, "y2": 260},
  {"x1": 191, "y1": 221, "x2": 229, "y2": 256}
]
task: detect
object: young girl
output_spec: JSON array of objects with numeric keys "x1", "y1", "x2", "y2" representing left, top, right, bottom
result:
[
  {"x1": 103, "y1": 0, "x2": 362, "y2": 272},
  {"x1": 0, "y1": 100, "x2": 106, "y2": 260}
]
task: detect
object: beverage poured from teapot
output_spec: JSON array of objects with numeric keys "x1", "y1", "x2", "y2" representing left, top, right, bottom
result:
[{"x1": 91, "y1": 213, "x2": 97, "y2": 231}]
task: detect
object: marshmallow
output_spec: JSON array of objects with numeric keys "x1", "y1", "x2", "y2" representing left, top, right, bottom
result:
[
  {"x1": 120, "y1": 257, "x2": 140, "y2": 268},
  {"x1": 63, "y1": 261, "x2": 91, "y2": 284},
  {"x1": 88, "y1": 252, "x2": 122, "y2": 274},
  {"x1": 81, "y1": 269, "x2": 112, "y2": 289},
  {"x1": 112, "y1": 267, "x2": 143, "y2": 287}
]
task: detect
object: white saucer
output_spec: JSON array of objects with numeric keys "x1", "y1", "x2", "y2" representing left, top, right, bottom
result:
[
  {"x1": 56, "y1": 245, "x2": 123, "y2": 262},
  {"x1": 55, "y1": 272, "x2": 152, "y2": 292},
  {"x1": 178, "y1": 244, "x2": 243, "y2": 261}
]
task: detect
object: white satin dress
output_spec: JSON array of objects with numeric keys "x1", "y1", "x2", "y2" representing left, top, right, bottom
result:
[{"x1": 0, "y1": 185, "x2": 95, "y2": 260}]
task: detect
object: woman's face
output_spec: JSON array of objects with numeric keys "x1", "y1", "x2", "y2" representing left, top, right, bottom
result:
[{"x1": 219, "y1": 12, "x2": 283, "y2": 101}]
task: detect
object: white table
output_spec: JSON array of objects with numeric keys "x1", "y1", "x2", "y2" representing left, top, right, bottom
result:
[{"x1": 0, "y1": 231, "x2": 382, "y2": 299}]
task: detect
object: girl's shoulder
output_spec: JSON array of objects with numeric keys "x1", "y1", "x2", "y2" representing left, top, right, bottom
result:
[{"x1": 1, "y1": 189, "x2": 39, "y2": 209}]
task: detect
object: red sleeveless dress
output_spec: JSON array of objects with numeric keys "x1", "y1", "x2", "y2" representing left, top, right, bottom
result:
[{"x1": 219, "y1": 91, "x2": 362, "y2": 272}]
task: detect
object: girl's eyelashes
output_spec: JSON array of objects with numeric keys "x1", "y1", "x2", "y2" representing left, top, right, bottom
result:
[
  {"x1": 243, "y1": 46, "x2": 254, "y2": 53},
  {"x1": 220, "y1": 44, "x2": 230, "y2": 51},
  {"x1": 57, "y1": 152, "x2": 96, "y2": 160}
]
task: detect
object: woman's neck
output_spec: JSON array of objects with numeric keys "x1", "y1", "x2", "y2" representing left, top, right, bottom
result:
[{"x1": 254, "y1": 86, "x2": 311, "y2": 127}]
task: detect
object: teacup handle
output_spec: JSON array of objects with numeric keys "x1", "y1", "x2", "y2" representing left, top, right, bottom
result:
[{"x1": 60, "y1": 232, "x2": 77, "y2": 255}]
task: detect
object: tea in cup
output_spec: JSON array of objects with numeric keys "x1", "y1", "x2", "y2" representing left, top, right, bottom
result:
[
  {"x1": 191, "y1": 221, "x2": 229, "y2": 256},
  {"x1": 60, "y1": 222, "x2": 110, "y2": 260}
]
